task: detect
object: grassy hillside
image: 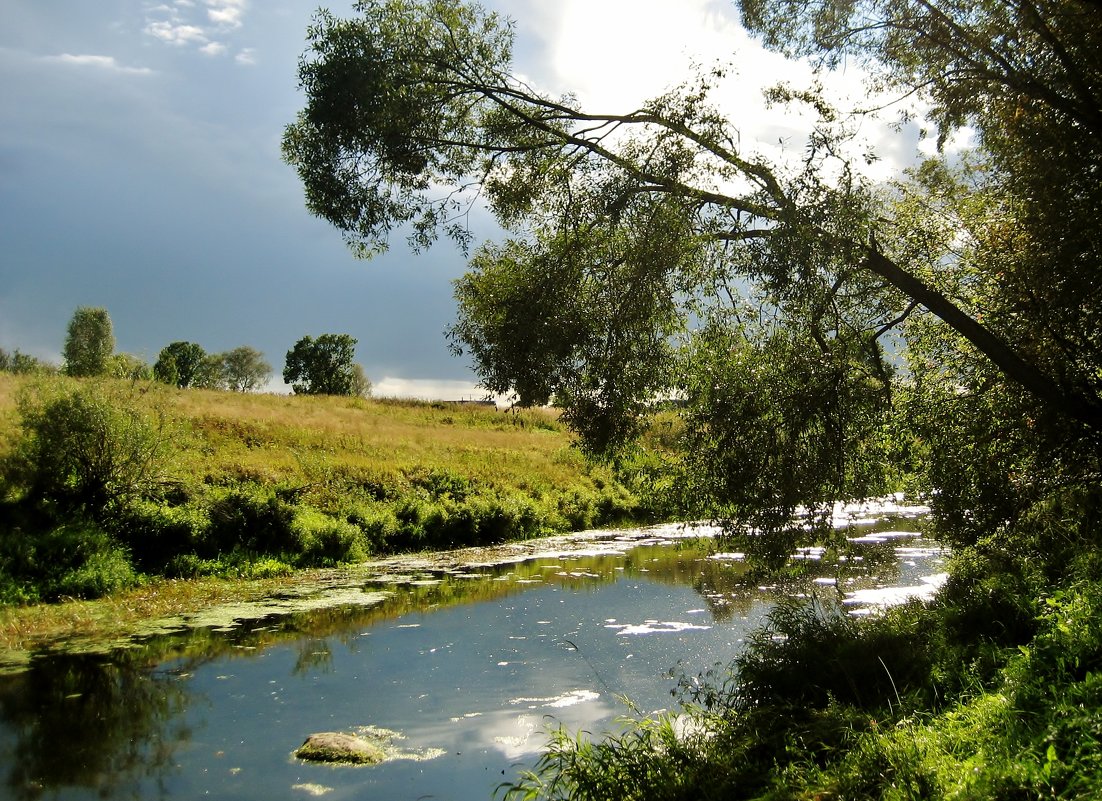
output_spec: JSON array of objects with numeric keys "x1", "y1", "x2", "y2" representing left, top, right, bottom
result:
[{"x1": 0, "y1": 374, "x2": 646, "y2": 603}]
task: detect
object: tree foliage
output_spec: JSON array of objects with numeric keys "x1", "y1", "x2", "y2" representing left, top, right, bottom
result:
[
  {"x1": 221, "y1": 346, "x2": 273, "y2": 392},
  {"x1": 0, "y1": 349, "x2": 54, "y2": 375},
  {"x1": 283, "y1": 334, "x2": 361, "y2": 396},
  {"x1": 108, "y1": 353, "x2": 153, "y2": 382},
  {"x1": 154, "y1": 341, "x2": 206, "y2": 389},
  {"x1": 63, "y1": 307, "x2": 115, "y2": 378},
  {"x1": 284, "y1": 0, "x2": 1102, "y2": 539}
]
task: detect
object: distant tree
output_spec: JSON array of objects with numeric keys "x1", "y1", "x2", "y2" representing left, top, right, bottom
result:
[
  {"x1": 193, "y1": 353, "x2": 229, "y2": 390},
  {"x1": 351, "y1": 363, "x2": 372, "y2": 398},
  {"x1": 108, "y1": 353, "x2": 153, "y2": 381},
  {"x1": 283, "y1": 334, "x2": 359, "y2": 395},
  {"x1": 63, "y1": 307, "x2": 115, "y2": 378},
  {"x1": 221, "y1": 346, "x2": 273, "y2": 392},
  {"x1": 154, "y1": 342, "x2": 206, "y2": 388},
  {"x1": 0, "y1": 348, "x2": 54, "y2": 375}
]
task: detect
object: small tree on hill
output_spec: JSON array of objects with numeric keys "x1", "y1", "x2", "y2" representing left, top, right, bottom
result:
[
  {"x1": 154, "y1": 341, "x2": 206, "y2": 388},
  {"x1": 108, "y1": 353, "x2": 153, "y2": 381},
  {"x1": 351, "y1": 363, "x2": 372, "y2": 398},
  {"x1": 63, "y1": 307, "x2": 115, "y2": 378},
  {"x1": 221, "y1": 346, "x2": 273, "y2": 392},
  {"x1": 193, "y1": 353, "x2": 229, "y2": 390},
  {"x1": 283, "y1": 334, "x2": 360, "y2": 395}
]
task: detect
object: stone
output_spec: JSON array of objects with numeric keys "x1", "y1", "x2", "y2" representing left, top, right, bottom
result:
[{"x1": 295, "y1": 732, "x2": 386, "y2": 765}]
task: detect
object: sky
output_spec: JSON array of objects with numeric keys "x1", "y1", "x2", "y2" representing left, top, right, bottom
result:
[{"x1": 0, "y1": 0, "x2": 931, "y2": 398}]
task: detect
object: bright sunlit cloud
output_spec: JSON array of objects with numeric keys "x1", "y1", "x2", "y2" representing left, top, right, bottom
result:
[
  {"x1": 207, "y1": 0, "x2": 248, "y2": 29},
  {"x1": 519, "y1": 0, "x2": 919, "y2": 181},
  {"x1": 144, "y1": 0, "x2": 251, "y2": 59}
]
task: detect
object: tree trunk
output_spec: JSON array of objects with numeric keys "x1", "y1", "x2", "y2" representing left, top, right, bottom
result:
[{"x1": 862, "y1": 245, "x2": 1102, "y2": 430}]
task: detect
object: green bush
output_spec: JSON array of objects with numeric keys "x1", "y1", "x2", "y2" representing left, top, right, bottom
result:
[
  {"x1": 164, "y1": 553, "x2": 224, "y2": 579},
  {"x1": 54, "y1": 544, "x2": 138, "y2": 599},
  {"x1": 0, "y1": 518, "x2": 138, "y2": 601},
  {"x1": 204, "y1": 486, "x2": 296, "y2": 556},
  {"x1": 111, "y1": 499, "x2": 211, "y2": 572},
  {"x1": 342, "y1": 500, "x2": 399, "y2": 551},
  {"x1": 244, "y1": 557, "x2": 295, "y2": 579},
  {"x1": 3, "y1": 381, "x2": 165, "y2": 519},
  {"x1": 405, "y1": 466, "x2": 473, "y2": 500},
  {"x1": 290, "y1": 506, "x2": 367, "y2": 565}
]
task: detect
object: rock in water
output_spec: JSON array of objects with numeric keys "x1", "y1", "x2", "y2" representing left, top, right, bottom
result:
[{"x1": 295, "y1": 732, "x2": 386, "y2": 765}]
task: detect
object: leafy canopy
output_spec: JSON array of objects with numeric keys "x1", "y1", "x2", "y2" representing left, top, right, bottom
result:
[
  {"x1": 285, "y1": 0, "x2": 1102, "y2": 537},
  {"x1": 63, "y1": 307, "x2": 115, "y2": 378},
  {"x1": 221, "y1": 346, "x2": 273, "y2": 393},
  {"x1": 154, "y1": 341, "x2": 206, "y2": 389},
  {"x1": 283, "y1": 333, "x2": 362, "y2": 396}
]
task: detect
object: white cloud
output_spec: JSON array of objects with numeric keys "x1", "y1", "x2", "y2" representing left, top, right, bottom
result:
[
  {"x1": 372, "y1": 377, "x2": 507, "y2": 404},
  {"x1": 145, "y1": 20, "x2": 208, "y2": 45},
  {"x1": 522, "y1": 0, "x2": 924, "y2": 181},
  {"x1": 234, "y1": 47, "x2": 256, "y2": 65},
  {"x1": 144, "y1": 0, "x2": 249, "y2": 56},
  {"x1": 45, "y1": 53, "x2": 154, "y2": 75},
  {"x1": 207, "y1": 0, "x2": 247, "y2": 29}
]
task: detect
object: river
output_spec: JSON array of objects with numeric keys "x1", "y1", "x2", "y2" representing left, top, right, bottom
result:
[{"x1": 0, "y1": 498, "x2": 941, "y2": 801}]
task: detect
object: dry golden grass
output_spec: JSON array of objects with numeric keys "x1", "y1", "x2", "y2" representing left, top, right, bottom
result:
[{"x1": 0, "y1": 373, "x2": 586, "y2": 493}]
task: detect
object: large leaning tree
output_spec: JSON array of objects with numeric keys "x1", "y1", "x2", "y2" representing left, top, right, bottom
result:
[{"x1": 283, "y1": 0, "x2": 1102, "y2": 543}]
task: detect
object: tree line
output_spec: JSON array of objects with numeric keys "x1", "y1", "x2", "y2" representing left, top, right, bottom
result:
[{"x1": 0, "y1": 306, "x2": 372, "y2": 397}]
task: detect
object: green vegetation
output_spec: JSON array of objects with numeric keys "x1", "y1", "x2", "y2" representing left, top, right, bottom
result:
[
  {"x1": 283, "y1": 332, "x2": 368, "y2": 396},
  {"x1": 62, "y1": 306, "x2": 114, "y2": 378},
  {"x1": 154, "y1": 340, "x2": 275, "y2": 391},
  {"x1": 284, "y1": 0, "x2": 1102, "y2": 797},
  {"x1": 0, "y1": 373, "x2": 645, "y2": 604}
]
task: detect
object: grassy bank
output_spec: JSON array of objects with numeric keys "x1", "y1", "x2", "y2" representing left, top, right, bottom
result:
[{"x1": 0, "y1": 374, "x2": 648, "y2": 603}]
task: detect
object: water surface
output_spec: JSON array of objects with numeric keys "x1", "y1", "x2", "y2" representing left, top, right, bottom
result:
[{"x1": 0, "y1": 503, "x2": 942, "y2": 801}]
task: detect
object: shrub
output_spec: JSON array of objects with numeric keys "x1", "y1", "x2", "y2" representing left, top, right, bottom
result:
[
  {"x1": 244, "y1": 557, "x2": 295, "y2": 579},
  {"x1": 342, "y1": 500, "x2": 399, "y2": 551},
  {"x1": 0, "y1": 518, "x2": 138, "y2": 601},
  {"x1": 290, "y1": 506, "x2": 367, "y2": 565},
  {"x1": 4, "y1": 381, "x2": 166, "y2": 519},
  {"x1": 54, "y1": 544, "x2": 138, "y2": 599},
  {"x1": 405, "y1": 466, "x2": 473, "y2": 500},
  {"x1": 732, "y1": 597, "x2": 935, "y2": 717},
  {"x1": 204, "y1": 487, "x2": 296, "y2": 556},
  {"x1": 164, "y1": 553, "x2": 223, "y2": 579},
  {"x1": 111, "y1": 499, "x2": 211, "y2": 572}
]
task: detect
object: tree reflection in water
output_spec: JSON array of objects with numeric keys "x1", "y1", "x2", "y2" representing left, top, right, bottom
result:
[{"x1": 0, "y1": 652, "x2": 191, "y2": 800}]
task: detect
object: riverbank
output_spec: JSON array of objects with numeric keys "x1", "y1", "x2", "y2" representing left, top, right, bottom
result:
[
  {"x1": 0, "y1": 498, "x2": 933, "y2": 669},
  {"x1": 0, "y1": 374, "x2": 650, "y2": 604}
]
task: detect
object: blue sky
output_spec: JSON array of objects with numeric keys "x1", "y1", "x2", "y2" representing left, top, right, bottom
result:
[{"x1": 0, "y1": 1, "x2": 926, "y2": 397}]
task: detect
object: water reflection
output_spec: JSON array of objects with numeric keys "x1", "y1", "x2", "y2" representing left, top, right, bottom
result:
[
  {"x1": 0, "y1": 514, "x2": 942, "y2": 801},
  {"x1": 0, "y1": 653, "x2": 191, "y2": 800}
]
